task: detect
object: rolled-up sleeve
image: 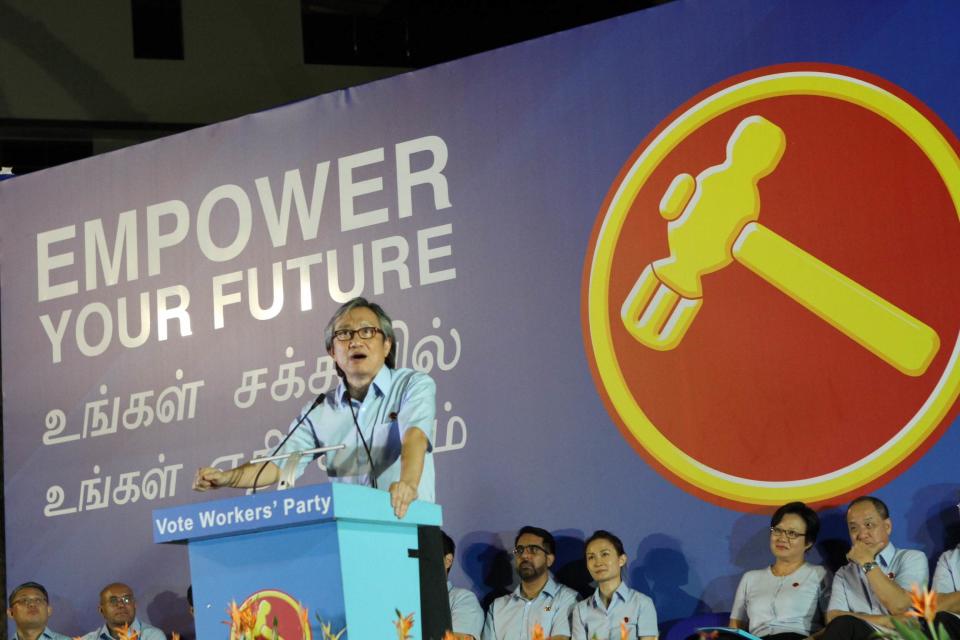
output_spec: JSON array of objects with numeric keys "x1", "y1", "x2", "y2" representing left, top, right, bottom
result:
[{"x1": 398, "y1": 372, "x2": 436, "y2": 449}]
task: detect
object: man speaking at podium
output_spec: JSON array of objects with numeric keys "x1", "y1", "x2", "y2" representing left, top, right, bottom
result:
[{"x1": 193, "y1": 297, "x2": 436, "y2": 519}]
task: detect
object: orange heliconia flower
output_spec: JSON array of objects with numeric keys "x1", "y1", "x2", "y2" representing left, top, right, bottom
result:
[
  {"x1": 531, "y1": 623, "x2": 545, "y2": 640},
  {"x1": 171, "y1": 633, "x2": 181, "y2": 640},
  {"x1": 113, "y1": 623, "x2": 139, "y2": 640},
  {"x1": 906, "y1": 583, "x2": 938, "y2": 629},
  {"x1": 443, "y1": 632, "x2": 458, "y2": 640},
  {"x1": 621, "y1": 621, "x2": 629, "y2": 640},
  {"x1": 394, "y1": 610, "x2": 415, "y2": 640},
  {"x1": 224, "y1": 599, "x2": 258, "y2": 639},
  {"x1": 298, "y1": 602, "x2": 310, "y2": 632}
]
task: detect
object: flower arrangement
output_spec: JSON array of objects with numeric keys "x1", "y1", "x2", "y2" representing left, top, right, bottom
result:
[
  {"x1": 878, "y1": 585, "x2": 951, "y2": 640},
  {"x1": 222, "y1": 599, "x2": 448, "y2": 639},
  {"x1": 224, "y1": 599, "x2": 259, "y2": 639},
  {"x1": 394, "y1": 610, "x2": 415, "y2": 640},
  {"x1": 113, "y1": 624, "x2": 139, "y2": 640}
]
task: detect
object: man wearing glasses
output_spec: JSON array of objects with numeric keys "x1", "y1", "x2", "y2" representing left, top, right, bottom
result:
[
  {"x1": 6, "y1": 582, "x2": 70, "y2": 640},
  {"x1": 482, "y1": 526, "x2": 579, "y2": 640},
  {"x1": 83, "y1": 583, "x2": 165, "y2": 640},
  {"x1": 821, "y1": 496, "x2": 928, "y2": 640},
  {"x1": 193, "y1": 296, "x2": 436, "y2": 519}
]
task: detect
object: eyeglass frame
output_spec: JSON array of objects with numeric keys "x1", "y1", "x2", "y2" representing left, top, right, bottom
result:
[
  {"x1": 513, "y1": 544, "x2": 549, "y2": 557},
  {"x1": 769, "y1": 526, "x2": 806, "y2": 541},
  {"x1": 11, "y1": 596, "x2": 48, "y2": 607},
  {"x1": 332, "y1": 326, "x2": 385, "y2": 342},
  {"x1": 105, "y1": 595, "x2": 135, "y2": 607}
]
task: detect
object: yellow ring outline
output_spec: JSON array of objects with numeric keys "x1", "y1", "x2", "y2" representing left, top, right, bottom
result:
[
  {"x1": 234, "y1": 589, "x2": 312, "y2": 640},
  {"x1": 587, "y1": 70, "x2": 960, "y2": 505}
]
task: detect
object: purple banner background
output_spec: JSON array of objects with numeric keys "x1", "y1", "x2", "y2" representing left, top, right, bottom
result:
[{"x1": 3, "y1": 0, "x2": 960, "y2": 637}]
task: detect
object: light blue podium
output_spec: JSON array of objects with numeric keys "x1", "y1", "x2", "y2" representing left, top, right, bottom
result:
[{"x1": 152, "y1": 483, "x2": 445, "y2": 639}]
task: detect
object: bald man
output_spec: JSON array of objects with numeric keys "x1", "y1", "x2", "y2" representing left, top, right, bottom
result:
[{"x1": 83, "y1": 583, "x2": 165, "y2": 640}]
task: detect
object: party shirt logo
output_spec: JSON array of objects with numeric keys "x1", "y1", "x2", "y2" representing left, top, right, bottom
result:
[{"x1": 230, "y1": 590, "x2": 312, "y2": 640}]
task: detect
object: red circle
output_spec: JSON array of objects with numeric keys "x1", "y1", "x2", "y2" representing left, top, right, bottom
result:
[{"x1": 583, "y1": 64, "x2": 960, "y2": 503}]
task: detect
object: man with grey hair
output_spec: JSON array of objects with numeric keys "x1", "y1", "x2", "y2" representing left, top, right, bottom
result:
[{"x1": 194, "y1": 296, "x2": 436, "y2": 518}]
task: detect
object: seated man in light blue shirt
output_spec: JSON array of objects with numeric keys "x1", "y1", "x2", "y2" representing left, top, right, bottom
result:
[
  {"x1": 931, "y1": 498, "x2": 960, "y2": 638},
  {"x1": 443, "y1": 530, "x2": 484, "y2": 640},
  {"x1": 482, "y1": 526, "x2": 579, "y2": 640},
  {"x1": 821, "y1": 496, "x2": 928, "y2": 640},
  {"x1": 6, "y1": 582, "x2": 71, "y2": 640},
  {"x1": 193, "y1": 297, "x2": 436, "y2": 519},
  {"x1": 83, "y1": 583, "x2": 166, "y2": 640}
]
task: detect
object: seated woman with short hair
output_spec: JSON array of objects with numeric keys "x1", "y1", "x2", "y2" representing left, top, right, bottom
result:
[{"x1": 729, "y1": 502, "x2": 831, "y2": 640}]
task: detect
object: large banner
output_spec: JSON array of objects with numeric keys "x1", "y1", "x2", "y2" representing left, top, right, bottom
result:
[{"x1": 4, "y1": 0, "x2": 960, "y2": 636}]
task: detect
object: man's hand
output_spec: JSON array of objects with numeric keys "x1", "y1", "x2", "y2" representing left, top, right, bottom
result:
[
  {"x1": 389, "y1": 480, "x2": 418, "y2": 519},
  {"x1": 846, "y1": 539, "x2": 882, "y2": 566},
  {"x1": 193, "y1": 467, "x2": 231, "y2": 491}
]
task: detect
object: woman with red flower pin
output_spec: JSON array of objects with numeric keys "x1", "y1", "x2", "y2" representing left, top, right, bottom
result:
[
  {"x1": 571, "y1": 530, "x2": 658, "y2": 640},
  {"x1": 729, "y1": 502, "x2": 831, "y2": 640}
]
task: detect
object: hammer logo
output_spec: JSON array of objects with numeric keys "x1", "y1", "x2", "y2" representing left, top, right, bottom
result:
[
  {"x1": 621, "y1": 115, "x2": 940, "y2": 376},
  {"x1": 584, "y1": 66, "x2": 960, "y2": 507}
]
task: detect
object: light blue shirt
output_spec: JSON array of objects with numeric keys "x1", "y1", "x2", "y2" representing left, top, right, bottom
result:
[
  {"x1": 280, "y1": 366, "x2": 436, "y2": 502},
  {"x1": 83, "y1": 618, "x2": 166, "y2": 640},
  {"x1": 730, "y1": 563, "x2": 830, "y2": 637},
  {"x1": 827, "y1": 543, "x2": 928, "y2": 615},
  {"x1": 13, "y1": 627, "x2": 71, "y2": 640},
  {"x1": 933, "y1": 546, "x2": 960, "y2": 593},
  {"x1": 572, "y1": 581, "x2": 658, "y2": 640},
  {"x1": 932, "y1": 546, "x2": 960, "y2": 621},
  {"x1": 482, "y1": 575, "x2": 579, "y2": 640},
  {"x1": 449, "y1": 580, "x2": 484, "y2": 639}
]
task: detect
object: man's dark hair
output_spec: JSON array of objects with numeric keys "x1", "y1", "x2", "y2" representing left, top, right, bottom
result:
[
  {"x1": 441, "y1": 530, "x2": 455, "y2": 557},
  {"x1": 9, "y1": 582, "x2": 49, "y2": 607},
  {"x1": 585, "y1": 530, "x2": 625, "y2": 556},
  {"x1": 847, "y1": 495, "x2": 890, "y2": 520},
  {"x1": 515, "y1": 525, "x2": 555, "y2": 555},
  {"x1": 771, "y1": 501, "x2": 821, "y2": 543}
]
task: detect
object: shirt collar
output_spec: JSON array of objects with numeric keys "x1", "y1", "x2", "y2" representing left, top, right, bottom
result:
[
  {"x1": 97, "y1": 619, "x2": 143, "y2": 640},
  {"x1": 590, "y1": 581, "x2": 629, "y2": 608},
  {"x1": 447, "y1": 580, "x2": 453, "y2": 593},
  {"x1": 876, "y1": 542, "x2": 897, "y2": 568},
  {"x1": 15, "y1": 628, "x2": 57, "y2": 640},
  {"x1": 335, "y1": 366, "x2": 394, "y2": 407},
  {"x1": 512, "y1": 574, "x2": 561, "y2": 601}
]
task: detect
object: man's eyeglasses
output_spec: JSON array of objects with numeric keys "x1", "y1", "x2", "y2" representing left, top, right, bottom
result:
[
  {"x1": 333, "y1": 327, "x2": 384, "y2": 342},
  {"x1": 513, "y1": 544, "x2": 548, "y2": 557},
  {"x1": 106, "y1": 595, "x2": 134, "y2": 606},
  {"x1": 12, "y1": 597, "x2": 47, "y2": 607},
  {"x1": 770, "y1": 526, "x2": 805, "y2": 541}
]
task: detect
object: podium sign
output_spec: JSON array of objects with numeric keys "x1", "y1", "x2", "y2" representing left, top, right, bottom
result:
[{"x1": 153, "y1": 483, "x2": 443, "y2": 639}]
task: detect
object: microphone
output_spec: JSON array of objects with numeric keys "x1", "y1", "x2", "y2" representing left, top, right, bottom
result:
[
  {"x1": 347, "y1": 398, "x2": 377, "y2": 489},
  {"x1": 251, "y1": 393, "x2": 325, "y2": 494}
]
